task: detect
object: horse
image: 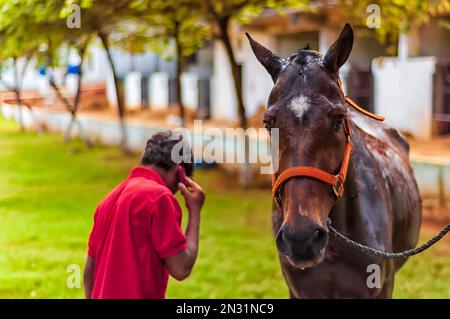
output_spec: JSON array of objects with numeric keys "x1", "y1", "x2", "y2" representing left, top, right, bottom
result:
[{"x1": 246, "y1": 24, "x2": 422, "y2": 298}]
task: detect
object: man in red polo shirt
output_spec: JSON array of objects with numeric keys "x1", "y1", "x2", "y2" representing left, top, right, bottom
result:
[{"x1": 83, "y1": 132, "x2": 204, "y2": 299}]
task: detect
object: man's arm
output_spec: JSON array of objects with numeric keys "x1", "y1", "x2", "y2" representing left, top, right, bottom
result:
[
  {"x1": 83, "y1": 256, "x2": 95, "y2": 298},
  {"x1": 165, "y1": 177, "x2": 204, "y2": 281}
]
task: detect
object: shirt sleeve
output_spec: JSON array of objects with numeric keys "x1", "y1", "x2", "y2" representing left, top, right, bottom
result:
[
  {"x1": 87, "y1": 207, "x2": 99, "y2": 257},
  {"x1": 151, "y1": 194, "x2": 188, "y2": 259}
]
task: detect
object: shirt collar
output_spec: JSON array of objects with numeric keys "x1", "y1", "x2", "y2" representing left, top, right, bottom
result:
[{"x1": 129, "y1": 166, "x2": 167, "y2": 187}]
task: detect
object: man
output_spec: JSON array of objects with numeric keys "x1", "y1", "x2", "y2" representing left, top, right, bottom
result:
[{"x1": 84, "y1": 132, "x2": 205, "y2": 299}]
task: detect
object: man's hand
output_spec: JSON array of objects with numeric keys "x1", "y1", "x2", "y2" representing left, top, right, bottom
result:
[
  {"x1": 178, "y1": 177, "x2": 205, "y2": 214},
  {"x1": 166, "y1": 177, "x2": 204, "y2": 281}
]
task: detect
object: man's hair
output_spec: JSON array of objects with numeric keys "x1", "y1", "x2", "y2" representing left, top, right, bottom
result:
[{"x1": 141, "y1": 131, "x2": 194, "y2": 177}]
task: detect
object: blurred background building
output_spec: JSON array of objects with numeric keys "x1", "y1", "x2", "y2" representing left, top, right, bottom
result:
[{"x1": 1, "y1": 7, "x2": 449, "y2": 139}]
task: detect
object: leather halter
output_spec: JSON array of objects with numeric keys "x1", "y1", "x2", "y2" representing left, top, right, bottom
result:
[{"x1": 271, "y1": 78, "x2": 384, "y2": 210}]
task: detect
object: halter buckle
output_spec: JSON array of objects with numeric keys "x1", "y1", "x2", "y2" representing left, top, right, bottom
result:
[{"x1": 333, "y1": 175, "x2": 344, "y2": 198}]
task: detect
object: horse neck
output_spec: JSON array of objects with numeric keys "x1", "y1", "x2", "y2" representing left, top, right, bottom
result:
[{"x1": 329, "y1": 123, "x2": 365, "y2": 233}]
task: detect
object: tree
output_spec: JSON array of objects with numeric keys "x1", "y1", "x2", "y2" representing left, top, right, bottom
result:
[
  {"x1": 0, "y1": 0, "x2": 95, "y2": 145},
  {"x1": 132, "y1": 0, "x2": 211, "y2": 126},
  {"x1": 203, "y1": 0, "x2": 307, "y2": 129},
  {"x1": 64, "y1": 0, "x2": 138, "y2": 153},
  {"x1": 202, "y1": 0, "x2": 307, "y2": 185},
  {"x1": 43, "y1": 34, "x2": 93, "y2": 147},
  {"x1": 26, "y1": 0, "x2": 95, "y2": 146},
  {"x1": 335, "y1": 0, "x2": 450, "y2": 54},
  {"x1": 0, "y1": 0, "x2": 44, "y2": 132}
]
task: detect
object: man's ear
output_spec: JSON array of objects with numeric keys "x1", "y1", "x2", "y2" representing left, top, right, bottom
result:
[{"x1": 322, "y1": 23, "x2": 354, "y2": 73}]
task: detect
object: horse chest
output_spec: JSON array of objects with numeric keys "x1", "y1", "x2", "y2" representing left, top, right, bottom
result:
[{"x1": 284, "y1": 257, "x2": 387, "y2": 298}]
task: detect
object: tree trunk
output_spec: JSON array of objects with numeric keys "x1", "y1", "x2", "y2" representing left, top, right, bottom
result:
[
  {"x1": 48, "y1": 77, "x2": 86, "y2": 145},
  {"x1": 14, "y1": 91, "x2": 25, "y2": 131},
  {"x1": 63, "y1": 45, "x2": 92, "y2": 148},
  {"x1": 218, "y1": 18, "x2": 247, "y2": 129},
  {"x1": 19, "y1": 53, "x2": 32, "y2": 88},
  {"x1": 99, "y1": 32, "x2": 129, "y2": 153},
  {"x1": 49, "y1": 72, "x2": 92, "y2": 147},
  {"x1": 217, "y1": 18, "x2": 252, "y2": 186},
  {"x1": 12, "y1": 57, "x2": 44, "y2": 133},
  {"x1": 174, "y1": 22, "x2": 185, "y2": 127},
  {"x1": 13, "y1": 58, "x2": 25, "y2": 131},
  {"x1": 49, "y1": 78, "x2": 72, "y2": 111}
]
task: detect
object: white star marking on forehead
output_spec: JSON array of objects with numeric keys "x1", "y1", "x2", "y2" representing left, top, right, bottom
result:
[{"x1": 289, "y1": 96, "x2": 310, "y2": 119}]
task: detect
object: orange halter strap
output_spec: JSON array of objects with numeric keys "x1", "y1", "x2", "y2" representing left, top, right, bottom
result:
[
  {"x1": 337, "y1": 78, "x2": 385, "y2": 121},
  {"x1": 271, "y1": 78, "x2": 384, "y2": 210}
]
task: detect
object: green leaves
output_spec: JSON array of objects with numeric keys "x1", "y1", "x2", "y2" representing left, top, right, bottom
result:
[
  {"x1": 337, "y1": 0, "x2": 450, "y2": 54},
  {"x1": 0, "y1": 0, "x2": 447, "y2": 83},
  {"x1": 117, "y1": 0, "x2": 212, "y2": 60}
]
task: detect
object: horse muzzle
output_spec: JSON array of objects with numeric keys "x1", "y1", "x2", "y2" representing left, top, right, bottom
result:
[{"x1": 276, "y1": 221, "x2": 329, "y2": 269}]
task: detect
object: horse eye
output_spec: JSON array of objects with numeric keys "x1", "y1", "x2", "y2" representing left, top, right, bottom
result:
[
  {"x1": 263, "y1": 114, "x2": 275, "y2": 131},
  {"x1": 334, "y1": 114, "x2": 344, "y2": 130}
]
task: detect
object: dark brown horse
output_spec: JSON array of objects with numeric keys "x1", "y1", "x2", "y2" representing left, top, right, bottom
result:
[{"x1": 247, "y1": 24, "x2": 421, "y2": 298}]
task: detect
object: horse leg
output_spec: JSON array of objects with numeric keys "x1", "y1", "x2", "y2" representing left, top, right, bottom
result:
[
  {"x1": 375, "y1": 263, "x2": 395, "y2": 299},
  {"x1": 376, "y1": 278, "x2": 394, "y2": 298},
  {"x1": 289, "y1": 288, "x2": 298, "y2": 299}
]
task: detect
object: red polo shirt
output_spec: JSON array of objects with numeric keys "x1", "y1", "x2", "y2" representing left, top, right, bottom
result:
[{"x1": 87, "y1": 166, "x2": 187, "y2": 299}]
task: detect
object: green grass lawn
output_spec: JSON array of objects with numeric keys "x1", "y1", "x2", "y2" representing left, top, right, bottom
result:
[{"x1": 0, "y1": 116, "x2": 449, "y2": 298}]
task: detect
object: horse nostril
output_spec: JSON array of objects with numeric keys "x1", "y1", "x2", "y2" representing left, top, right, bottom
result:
[
  {"x1": 312, "y1": 227, "x2": 327, "y2": 243},
  {"x1": 276, "y1": 228, "x2": 290, "y2": 255}
]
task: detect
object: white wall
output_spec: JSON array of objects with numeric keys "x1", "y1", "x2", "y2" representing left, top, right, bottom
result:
[
  {"x1": 372, "y1": 56, "x2": 436, "y2": 139},
  {"x1": 0, "y1": 58, "x2": 42, "y2": 92},
  {"x1": 242, "y1": 32, "x2": 276, "y2": 117},
  {"x1": 149, "y1": 72, "x2": 169, "y2": 110},
  {"x1": 318, "y1": 27, "x2": 350, "y2": 91},
  {"x1": 319, "y1": 27, "x2": 338, "y2": 53},
  {"x1": 211, "y1": 32, "x2": 275, "y2": 122},
  {"x1": 106, "y1": 73, "x2": 117, "y2": 108},
  {"x1": 124, "y1": 71, "x2": 142, "y2": 111},
  {"x1": 181, "y1": 73, "x2": 199, "y2": 110},
  {"x1": 0, "y1": 43, "x2": 110, "y2": 96},
  {"x1": 211, "y1": 41, "x2": 237, "y2": 121},
  {"x1": 82, "y1": 42, "x2": 111, "y2": 85}
]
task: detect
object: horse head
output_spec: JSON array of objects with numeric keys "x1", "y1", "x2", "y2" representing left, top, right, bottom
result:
[{"x1": 247, "y1": 24, "x2": 354, "y2": 269}]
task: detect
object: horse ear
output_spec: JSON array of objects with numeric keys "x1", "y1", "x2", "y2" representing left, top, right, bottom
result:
[
  {"x1": 322, "y1": 23, "x2": 354, "y2": 73},
  {"x1": 245, "y1": 32, "x2": 282, "y2": 83}
]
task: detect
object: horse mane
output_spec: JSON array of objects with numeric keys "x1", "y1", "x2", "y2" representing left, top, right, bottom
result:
[{"x1": 349, "y1": 110, "x2": 410, "y2": 156}]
